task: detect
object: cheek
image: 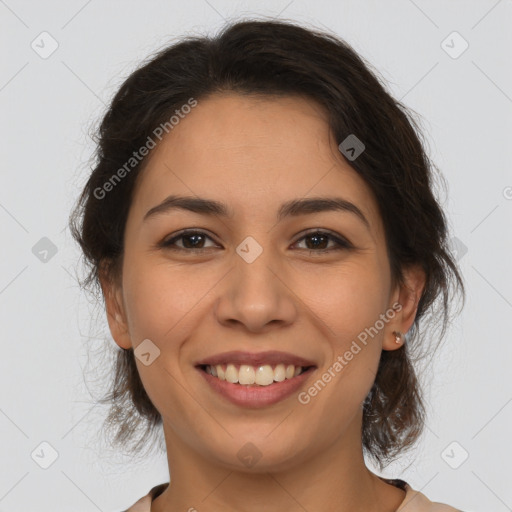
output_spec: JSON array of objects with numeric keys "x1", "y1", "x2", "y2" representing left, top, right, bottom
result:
[
  {"x1": 300, "y1": 261, "x2": 389, "y2": 408},
  {"x1": 122, "y1": 255, "x2": 212, "y2": 345},
  {"x1": 120, "y1": 257, "x2": 213, "y2": 426},
  {"x1": 295, "y1": 299, "x2": 384, "y2": 431},
  {"x1": 304, "y1": 261, "x2": 389, "y2": 343}
]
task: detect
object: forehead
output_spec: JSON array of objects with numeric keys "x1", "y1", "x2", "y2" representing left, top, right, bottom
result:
[{"x1": 129, "y1": 93, "x2": 383, "y2": 237}]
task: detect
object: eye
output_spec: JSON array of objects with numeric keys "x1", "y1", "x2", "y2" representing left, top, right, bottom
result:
[
  {"x1": 292, "y1": 230, "x2": 352, "y2": 254},
  {"x1": 159, "y1": 229, "x2": 352, "y2": 254},
  {"x1": 160, "y1": 230, "x2": 219, "y2": 252}
]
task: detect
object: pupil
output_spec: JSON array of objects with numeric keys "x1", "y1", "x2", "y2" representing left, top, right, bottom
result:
[
  {"x1": 184, "y1": 234, "x2": 203, "y2": 248},
  {"x1": 307, "y1": 234, "x2": 327, "y2": 249}
]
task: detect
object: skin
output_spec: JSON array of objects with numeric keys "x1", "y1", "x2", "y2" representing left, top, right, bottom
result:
[{"x1": 101, "y1": 93, "x2": 426, "y2": 512}]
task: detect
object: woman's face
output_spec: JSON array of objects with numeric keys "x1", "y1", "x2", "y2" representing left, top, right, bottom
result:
[{"x1": 103, "y1": 93, "x2": 423, "y2": 472}]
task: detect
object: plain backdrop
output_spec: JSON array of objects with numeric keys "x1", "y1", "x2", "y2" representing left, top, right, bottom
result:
[{"x1": 1, "y1": 1, "x2": 511, "y2": 511}]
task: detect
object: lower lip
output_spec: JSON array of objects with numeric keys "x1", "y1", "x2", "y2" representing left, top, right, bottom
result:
[{"x1": 197, "y1": 366, "x2": 316, "y2": 408}]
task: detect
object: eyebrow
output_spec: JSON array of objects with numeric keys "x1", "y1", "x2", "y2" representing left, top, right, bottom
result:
[{"x1": 143, "y1": 194, "x2": 370, "y2": 229}]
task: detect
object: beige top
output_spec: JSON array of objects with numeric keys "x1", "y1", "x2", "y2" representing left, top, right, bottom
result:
[{"x1": 121, "y1": 478, "x2": 462, "y2": 511}]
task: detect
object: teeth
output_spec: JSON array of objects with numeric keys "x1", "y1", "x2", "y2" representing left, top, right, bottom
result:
[
  {"x1": 225, "y1": 364, "x2": 238, "y2": 383},
  {"x1": 205, "y1": 363, "x2": 307, "y2": 385},
  {"x1": 274, "y1": 364, "x2": 286, "y2": 382},
  {"x1": 255, "y1": 365, "x2": 274, "y2": 385},
  {"x1": 239, "y1": 365, "x2": 255, "y2": 385}
]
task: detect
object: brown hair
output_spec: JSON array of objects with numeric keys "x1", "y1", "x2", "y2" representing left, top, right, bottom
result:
[{"x1": 69, "y1": 18, "x2": 465, "y2": 470}]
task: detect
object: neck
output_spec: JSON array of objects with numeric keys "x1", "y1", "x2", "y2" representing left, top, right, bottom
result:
[{"x1": 151, "y1": 412, "x2": 405, "y2": 512}]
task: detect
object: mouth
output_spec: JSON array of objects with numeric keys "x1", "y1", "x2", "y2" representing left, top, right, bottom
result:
[
  {"x1": 197, "y1": 363, "x2": 314, "y2": 386},
  {"x1": 194, "y1": 351, "x2": 317, "y2": 408}
]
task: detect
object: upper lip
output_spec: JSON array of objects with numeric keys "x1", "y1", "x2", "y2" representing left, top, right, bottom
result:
[{"x1": 195, "y1": 350, "x2": 317, "y2": 368}]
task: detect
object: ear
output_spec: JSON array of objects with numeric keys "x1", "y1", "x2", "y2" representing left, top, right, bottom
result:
[
  {"x1": 99, "y1": 263, "x2": 132, "y2": 350},
  {"x1": 383, "y1": 263, "x2": 426, "y2": 351}
]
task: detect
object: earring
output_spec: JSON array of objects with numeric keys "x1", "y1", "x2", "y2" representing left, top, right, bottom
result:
[{"x1": 393, "y1": 331, "x2": 403, "y2": 344}]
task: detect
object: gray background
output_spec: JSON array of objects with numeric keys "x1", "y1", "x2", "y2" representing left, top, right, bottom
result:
[{"x1": 1, "y1": 1, "x2": 511, "y2": 511}]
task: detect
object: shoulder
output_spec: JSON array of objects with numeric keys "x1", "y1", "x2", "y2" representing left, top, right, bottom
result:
[
  {"x1": 120, "y1": 480, "x2": 464, "y2": 512},
  {"x1": 121, "y1": 482, "x2": 169, "y2": 512},
  {"x1": 398, "y1": 481, "x2": 463, "y2": 512}
]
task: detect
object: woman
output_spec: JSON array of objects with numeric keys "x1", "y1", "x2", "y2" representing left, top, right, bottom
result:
[{"x1": 69, "y1": 19, "x2": 466, "y2": 512}]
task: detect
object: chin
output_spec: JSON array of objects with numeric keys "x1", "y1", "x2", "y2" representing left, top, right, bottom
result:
[{"x1": 206, "y1": 435, "x2": 313, "y2": 474}]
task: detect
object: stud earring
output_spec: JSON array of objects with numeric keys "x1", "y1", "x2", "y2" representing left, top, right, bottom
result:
[{"x1": 392, "y1": 331, "x2": 403, "y2": 344}]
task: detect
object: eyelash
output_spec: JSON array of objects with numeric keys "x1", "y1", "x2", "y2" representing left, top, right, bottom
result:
[{"x1": 160, "y1": 229, "x2": 352, "y2": 255}]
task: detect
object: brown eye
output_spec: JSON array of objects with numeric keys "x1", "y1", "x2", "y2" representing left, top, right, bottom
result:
[
  {"x1": 293, "y1": 230, "x2": 352, "y2": 253},
  {"x1": 161, "y1": 230, "x2": 219, "y2": 251},
  {"x1": 159, "y1": 229, "x2": 352, "y2": 254}
]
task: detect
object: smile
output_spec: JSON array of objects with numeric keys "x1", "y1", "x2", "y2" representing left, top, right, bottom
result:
[
  {"x1": 202, "y1": 363, "x2": 309, "y2": 386},
  {"x1": 196, "y1": 363, "x2": 316, "y2": 408}
]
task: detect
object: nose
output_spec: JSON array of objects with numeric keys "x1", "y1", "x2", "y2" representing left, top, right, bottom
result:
[{"x1": 214, "y1": 246, "x2": 298, "y2": 333}]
